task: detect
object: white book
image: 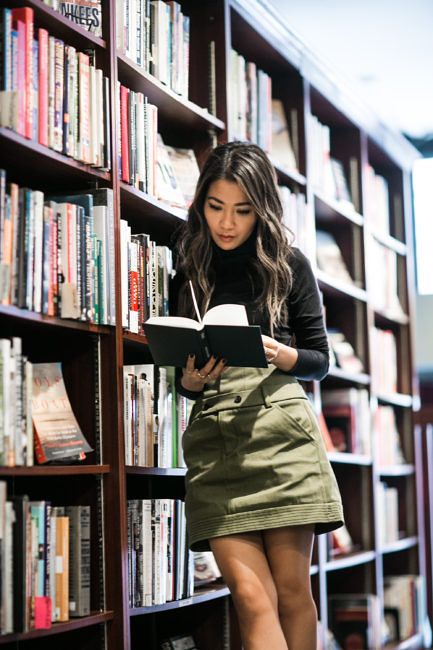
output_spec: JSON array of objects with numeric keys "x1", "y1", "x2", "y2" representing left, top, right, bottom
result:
[
  {"x1": 0, "y1": 339, "x2": 12, "y2": 466},
  {"x1": 120, "y1": 219, "x2": 130, "y2": 328},
  {"x1": 32, "y1": 190, "x2": 44, "y2": 313},
  {"x1": 4, "y1": 501, "x2": 14, "y2": 632},
  {"x1": 142, "y1": 499, "x2": 152, "y2": 606},
  {"x1": 93, "y1": 205, "x2": 108, "y2": 324},
  {"x1": 23, "y1": 361, "x2": 33, "y2": 464}
]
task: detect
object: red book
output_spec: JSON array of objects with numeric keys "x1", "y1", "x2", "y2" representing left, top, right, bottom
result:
[
  {"x1": 120, "y1": 85, "x2": 130, "y2": 182},
  {"x1": 12, "y1": 19, "x2": 26, "y2": 136},
  {"x1": 11, "y1": 7, "x2": 34, "y2": 139},
  {"x1": 38, "y1": 28, "x2": 49, "y2": 146}
]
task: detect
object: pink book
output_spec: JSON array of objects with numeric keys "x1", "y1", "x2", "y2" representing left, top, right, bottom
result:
[
  {"x1": 11, "y1": 7, "x2": 34, "y2": 139},
  {"x1": 38, "y1": 28, "x2": 49, "y2": 146}
]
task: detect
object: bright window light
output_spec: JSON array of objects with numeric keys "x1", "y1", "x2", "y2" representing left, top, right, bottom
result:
[{"x1": 413, "y1": 157, "x2": 433, "y2": 295}]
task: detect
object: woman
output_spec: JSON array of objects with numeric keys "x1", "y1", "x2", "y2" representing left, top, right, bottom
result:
[{"x1": 170, "y1": 141, "x2": 344, "y2": 650}]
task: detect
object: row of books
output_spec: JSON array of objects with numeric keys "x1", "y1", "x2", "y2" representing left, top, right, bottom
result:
[
  {"x1": 384, "y1": 575, "x2": 427, "y2": 642},
  {"x1": 307, "y1": 114, "x2": 355, "y2": 209},
  {"x1": 127, "y1": 498, "x2": 193, "y2": 607},
  {"x1": 120, "y1": 223, "x2": 172, "y2": 334},
  {"x1": 0, "y1": 172, "x2": 116, "y2": 324},
  {"x1": 43, "y1": 1, "x2": 103, "y2": 38},
  {"x1": 124, "y1": 364, "x2": 191, "y2": 468},
  {"x1": 364, "y1": 164, "x2": 391, "y2": 236},
  {"x1": 279, "y1": 186, "x2": 310, "y2": 255},
  {"x1": 0, "y1": 343, "x2": 92, "y2": 467},
  {"x1": 328, "y1": 578, "x2": 428, "y2": 647},
  {"x1": 374, "y1": 405, "x2": 405, "y2": 466},
  {"x1": 322, "y1": 388, "x2": 371, "y2": 456},
  {"x1": 1, "y1": 489, "x2": 90, "y2": 634},
  {"x1": 367, "y1": 236, "x2": 405, "y2": 317},
  {"x1": 118, "y1": 83, "x2": 201, "y2": 207},
  {"x1": 117, "y1": 0, "x2": 190, "y2": 99},
  {"x1": 320, "y1": 388, "x2": 406, "y2": 463},
  {"x1": 229, "y1": 49, "x2": 273, "y2": 152},
  {"x1": 316, "y1": 229, "x2": 356, "y2": 287},
  {"x1": 370, "y1": 327, "x2": 398, "y2": 394},
  {"x1": 0, "y1": 7, "x2": 110, "y2": 169},
  {"x1": 377, "y1": 481, "x2": 400, "y2": 546}
]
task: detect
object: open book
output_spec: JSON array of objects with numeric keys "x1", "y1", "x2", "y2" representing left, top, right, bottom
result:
[{"x1": 144, "y1": 301, "x2": 267, "y2": 369}]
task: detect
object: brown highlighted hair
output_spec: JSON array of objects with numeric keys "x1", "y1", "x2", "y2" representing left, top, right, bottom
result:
[{"x1": 175, "y1": 141, "x2": 294, "y2": 333}]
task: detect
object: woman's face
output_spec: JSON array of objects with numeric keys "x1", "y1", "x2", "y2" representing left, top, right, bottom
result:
[{"x1": 204, "y1": 179, "x2": 258, "y2": 250}]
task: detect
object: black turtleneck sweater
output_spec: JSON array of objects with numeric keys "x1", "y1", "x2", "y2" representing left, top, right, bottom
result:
[{"x1": 169, "y1": 235, "x2": 329, "y2": 398}]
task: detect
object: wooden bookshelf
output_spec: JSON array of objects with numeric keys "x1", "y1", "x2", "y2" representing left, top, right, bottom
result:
[{"x1": 0, "y1": 0, "x2": 425, "y2": 648}]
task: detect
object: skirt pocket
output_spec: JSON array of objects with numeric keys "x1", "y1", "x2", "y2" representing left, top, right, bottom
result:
[{"x1": 272, "y1": 398, "x2": 318, "y2": 443}]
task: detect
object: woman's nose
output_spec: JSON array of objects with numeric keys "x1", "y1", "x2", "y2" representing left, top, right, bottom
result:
[{"x1": 219, "y1": 210, "x2": 236, "y2": 228}]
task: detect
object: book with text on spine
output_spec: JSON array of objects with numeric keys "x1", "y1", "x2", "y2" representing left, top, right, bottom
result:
[{"x1": 144, "y1": 303, "x2": 267, "y2": 369}]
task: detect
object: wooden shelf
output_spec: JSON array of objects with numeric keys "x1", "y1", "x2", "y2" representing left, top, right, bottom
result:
[
  {"x1": 123, "y1": 331, "x2": 149, "y2": 346},
  {"x1": 374, "y1": 308, "x2": 410, "y2": 327},
  {"x1": 129, "y1": 584, "x2": 230, "y2": 616},
  {"x1": 7, "y1": 0, "x2": 107, "y2": 50},
  {"x1": 271, "y1": 160, "x2": 307, "y2": 186},
  {"x1": 327, "y1": 452, "x2": 373, "y2": 466},
  {"x1": 316, "y1": 270, "x2": 368, "y2": 302},
  {"x1": 326, "y1": 366, "x2": 371, "y2": 385},
  {"x1": 376, "y1": 392, "x2": 413, "y2": 408},
  {"x1": 314, "y1": 192, "x2": 364, "y2": 226},
  {"x1": 369, "y1": 229, "x2": 408, "y2": 256},
  {"x1": 126, "y1": 466, "x2": 186, "y2": 477},
  {"x1": 0, "y1": 128, "x2": 111, "y2": 186},
  {"x1": 0, "y1": 305, "x2": 112, "y2": 335},
  {"x1": 380, "y1": 536, "x2": 418, "y2": 555},
  {"x1": 0, "y1": 611, "x2": 114, "y2": 643},
  {"x1": 325, "y1": 550, "x2": 376, "y2": 571},
  {"x1": 0, "y1": 464, "x2": 110, "y2": 477},
  {"x1": 384, "y1": 633, "x2": 423, "y2": 650},
  {"x1": 117, "y1": 53, "x2": 225, "y2": 133},
  {"x1": 378, "y1": 464, "x2": 416, "y2": 477},
  {"x1": 120, "y1": 182, "x2": 187, "y2": 235}
]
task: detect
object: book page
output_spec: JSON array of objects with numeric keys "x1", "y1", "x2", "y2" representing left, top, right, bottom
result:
[
  {"x1": 203, "y1": 304, "x2": 249, "y2": 326},
  {"x1": 145, "y1": 316, "x2": 202, "y2": 330}
]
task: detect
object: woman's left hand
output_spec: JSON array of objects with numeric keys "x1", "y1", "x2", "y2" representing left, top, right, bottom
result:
[{"x1": 261, "y1": 335, "x2": 299, "y2": 372}]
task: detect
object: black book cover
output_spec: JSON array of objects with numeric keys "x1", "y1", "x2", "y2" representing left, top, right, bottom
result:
[{"x1": 144, "y1": 322, "x2": 267, "y2": 369}]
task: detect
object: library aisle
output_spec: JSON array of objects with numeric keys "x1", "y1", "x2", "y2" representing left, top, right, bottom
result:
[{"x1": 0, "y1": 0, "x2": 431, "y2": 649}]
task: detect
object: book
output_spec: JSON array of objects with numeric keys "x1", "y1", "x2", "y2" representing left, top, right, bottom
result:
[
  {"x1": 193, "y1": 551, "x2": 221, "y2": 586},
  {"x1": 145, "y1": 302, "x2": 267, "y2": 369},
  {"x1": 316, "y1": 230, "x2": 354, "y2": 285},
  {"x1": 58, "y1": 1, "x2": 102, "y2": 38},
  {"x1": 165, "y1": 146, "x2": 200, "y2": 207},
  {"x1": 31, "y1": 362, "x2": 93, "y2": 463},
  {"x1": 160, "y1": 635, "x2": 198, "y2": 650},
  {"x1": 271, "y1": 99, "x2": 297, "y2": 172}
]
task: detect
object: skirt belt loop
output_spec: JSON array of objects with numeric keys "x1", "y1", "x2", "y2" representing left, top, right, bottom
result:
[{"x1": 261, "y1": 385, "x2": 273, "y2": 409}]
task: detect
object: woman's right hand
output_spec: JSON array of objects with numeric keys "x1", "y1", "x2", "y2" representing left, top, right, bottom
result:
[{"x1": 181, "y1": 354, "x2": 227, "y2": 392}]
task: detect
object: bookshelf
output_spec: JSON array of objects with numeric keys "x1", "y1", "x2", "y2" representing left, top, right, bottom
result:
[{"x1": 0, "y1": 0, "x2": 426, "y2": 648}]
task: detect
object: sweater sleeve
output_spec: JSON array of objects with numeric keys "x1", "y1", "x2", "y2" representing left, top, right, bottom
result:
[{"x1": 286, "y1": 248, "x2": 329, "y2": 381}]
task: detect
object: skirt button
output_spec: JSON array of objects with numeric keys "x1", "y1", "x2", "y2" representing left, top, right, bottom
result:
[{"x1": 234, "y1": 395, "x2": 242, "y2": 404}]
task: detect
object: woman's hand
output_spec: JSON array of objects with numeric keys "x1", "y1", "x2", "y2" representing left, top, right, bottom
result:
[
  {"x1": 262, "y1": 335, "x2": 299, "y2": 372},
  {"x1": 181, "y1": 354, "x2": 227, "y2": 392}
]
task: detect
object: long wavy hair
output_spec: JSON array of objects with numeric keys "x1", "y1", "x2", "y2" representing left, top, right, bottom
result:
[{"x1": 175, "y1": 141, "x2": 294, "y2": 333}]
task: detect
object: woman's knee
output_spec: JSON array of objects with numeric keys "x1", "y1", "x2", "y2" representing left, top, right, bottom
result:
[
  {"x1": 275, "y1": 579, "x2": 316, "y2": 618},
  {"x1": 230, "y1": 579, "x2": 274, "y2": 618}
]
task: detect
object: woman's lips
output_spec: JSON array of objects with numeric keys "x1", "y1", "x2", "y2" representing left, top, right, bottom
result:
[{"x1": 218, "y1": 234, "x2": 235, "y2": 241}]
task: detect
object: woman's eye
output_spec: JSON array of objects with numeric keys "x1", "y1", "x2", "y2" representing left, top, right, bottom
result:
[
  {"x1": 208, "y1": 203, "x2": 222, "y2": 211},
  {"x1": 237, "y1": 209, "x2": 251, "y2": 215}
]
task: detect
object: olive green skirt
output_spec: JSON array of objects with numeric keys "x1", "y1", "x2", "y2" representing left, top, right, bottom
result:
[{"x1": 182, "y1": 366, "x2": 344, "y2": 551}]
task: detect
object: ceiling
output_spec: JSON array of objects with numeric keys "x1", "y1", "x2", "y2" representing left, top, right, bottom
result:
[{"x1": 266, "y1": 0, "x2": 433, "y2": 151}]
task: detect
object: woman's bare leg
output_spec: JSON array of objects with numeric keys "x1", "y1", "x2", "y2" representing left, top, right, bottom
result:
[
  {"x1": 209, "y1": 532, "x2": 288, "y2": 650},
  {"x1": 263, "y1": 525, "x2": 317, "y2": 650}
]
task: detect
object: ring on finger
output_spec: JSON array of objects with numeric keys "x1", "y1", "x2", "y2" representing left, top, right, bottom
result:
[{"x1": 196, "y1": 371, "x2": 207, "y2": 380}]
